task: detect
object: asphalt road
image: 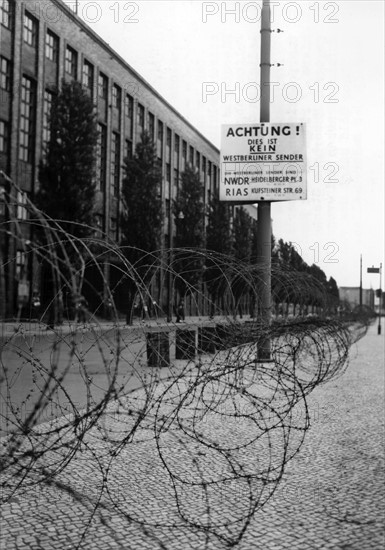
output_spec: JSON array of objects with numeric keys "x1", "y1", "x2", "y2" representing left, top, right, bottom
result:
[
  {"x1": 0, "y1": 318, "x2": 217, "y2": 434},
  {"x1": 1, "y1": 322, "x2": 172, "y2": 434}
]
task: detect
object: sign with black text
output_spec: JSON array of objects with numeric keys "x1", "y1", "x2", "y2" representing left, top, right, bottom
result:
[{"x1": 220, "y1": 122, "x2": 307, "y2": 202}]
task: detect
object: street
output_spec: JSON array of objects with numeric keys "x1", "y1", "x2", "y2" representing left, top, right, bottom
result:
[
  {"x1": 0, "y1": 318, "x2": 219, "y2": 434},
  {"x1": 0, "y1": 321, "x2": 383, "y2": 549},
  {"x1": 0, "y1": 322, "x2": 171, "y2": 433}
]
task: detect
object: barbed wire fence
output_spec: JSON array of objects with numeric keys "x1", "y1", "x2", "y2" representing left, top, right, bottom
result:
[{"x1": 0, "y1": 187, "x2": 372, "y2": 548}]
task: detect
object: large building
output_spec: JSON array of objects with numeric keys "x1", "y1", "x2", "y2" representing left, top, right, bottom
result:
[
  {"x1": 339, "y1": 287, "x2": 374, "y2": 310},
  {"x1": 339, "y1": 287, "x2": 385, "y2": 315},
  {"x1": 0, "y1": 0, "x2": 234, "y2": 317}
]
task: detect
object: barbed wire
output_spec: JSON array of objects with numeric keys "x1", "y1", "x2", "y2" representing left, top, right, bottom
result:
[{"x1": 0, "y1": 190, "x2": 372, "y2": 548}]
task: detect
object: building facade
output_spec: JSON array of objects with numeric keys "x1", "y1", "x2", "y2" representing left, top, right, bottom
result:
[
  {"x1": 0, "y1": 0, "x2": 226, "y2": 316},
  {"x1": 339, "y1": 287, "x2": 375, "y2": 311}
]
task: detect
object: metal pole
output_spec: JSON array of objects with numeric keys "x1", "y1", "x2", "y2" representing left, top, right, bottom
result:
[
  {"x1": 378, "y1": 263, "x2": 382, "y2": 335},
  {"x1": 260, "y1": 0, "x2": 271, "y2": 123},
  {"x1": 0, "y1": 179, "x2": 7, "y2": 319},
  {"x1": 359, "y1": 254, "x2": 362, "y2": 308},
  {"x1": 256, "y1": 0, "x2": 272, "y2": 361},
  {"x1": 167, "y1": 182, "x2": 173, "y2": 322},
  {"x1": 0, "y1": 171, "x2": 12, "y2": 319}
]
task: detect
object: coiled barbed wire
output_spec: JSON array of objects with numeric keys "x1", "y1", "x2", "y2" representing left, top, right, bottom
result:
[{"x1": 0, "y1": 188, "x2": 372, "y2": 548}]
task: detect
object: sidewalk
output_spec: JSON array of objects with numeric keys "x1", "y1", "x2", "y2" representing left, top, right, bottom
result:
[
  {"x1": 0, "y1": 322, "x2": 384, "y2": 549},
  {"x1": 0, "y1": 314, "x2": 226, "y2": 340},
  {"x1": 237, "y1": 321, "x2": 385, "y2": 549}
]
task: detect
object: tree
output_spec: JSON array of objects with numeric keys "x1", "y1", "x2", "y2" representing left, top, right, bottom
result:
[
  {"x1": 37, "y1": 80, "x2": 98, "y2": 238},
  {"x1": 233, "y1": 207, "x2": 252, "y2": 262},
  {"x1": 120, "y1": 131, "x2": 163, "y2": 322},
  {"x1": 172, "y1": 165, "x2": 205, "y2": 296},
  {"x1": 206, "y1": 193, "x2": 233, "y2": 257},
  {"x1": 271, "y1": 239, "x2": 332, "y2": 316},
  {"x1": 274, "y1": 238, "x2": 292, "y2": 266},
  {"x1": 326, "y1": 276, "x2": 339, "y2": 313},
  {"x1": 36, "y1": 80, "x2": 99, "y2": 324},
  {"x1": 231, "y1": 207, "x2": 252, "y2": 317},
  {"x1": 205, "y1": 193, "x2": 233, "y2": 317},
  {"x1": 304, "y1": 263, "x2": 327, "y2": 314}
]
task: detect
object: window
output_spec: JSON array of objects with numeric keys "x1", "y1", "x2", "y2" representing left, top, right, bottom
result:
[
  {"x1": 213, "y1": 165, "x2": 218, "y2": 190},
  {"x1": 17, "y1": 190, "x2": 28, "y2": 220},
  {"x1": 0, "y1": 120, "x2": 9, "y2": 153},
  {"x1": 125, "y1": 94, "x2": 133, "y2": 138},
  {"x1": 137, "y1": 103, "x2": 144, "y2": 133},
  {"x1": 82, "y1": 60, "x2": 94, "y2": 96},
  {"x1": 96, "y1": 123, "x2": 107, "y2": 191},
  {"x1": 182, "y1": 140, "x2": 187, "y2": 170},
  {"x1": 202, "y1": 156, "x2": 206, "y2": 182},
  {"x1": 196, "y1": 151, "x2": 200, "y2": 172},
  {"x1": 1, "y1": 0, "x2": 11, "y2": 28},
  {"x1": 112, "y1": 84, "x2": 121, "y2": 111},
  {"x1": 165, "y1": 200, "x2": 170, "y2": 237},
  {"x1": 174, "y1": 134, "x2": 180, "y2": 167},
  {"x1": 65, "y1": 46, "x2": 77, "y2": 79},
  {"x1": 111, "y1": 132, "x2": 120, "y2": 197},
  {"x1": 110, "y1": 217, "x2": 117, "y2": 238},
  {"x1": 19, "y1": 76, "x2": 36, "y2": 162},
  {"x1": 124, "y1": 139, "x2": 132, "y2": 160},
  {"x1": 23, "y1": 12, "x2": 37, "y2": 47},
  {"x1": 148, "y1": 112, "x2": 155, "y2": 141},
  {"x1": 42, "y1": 90, "x2": 54, "y2": 152},
  {"x1": 16, "y1": 251, "x2": 27, "y2": 279},
  {"x1": 125, "y1": 94, "x2": 133, "y2": 118},
  {"x1": 166, "y1": 127, "x2": 171, "y2": 164},
  {"x1": 0, "y1": 57, "x2": 11, "y2": 92},
  {"x1": 189, "y1": 146, "x2": 194, "y2": 166},
  {"x1": 157, "y1": 120, "x2": 163, "y2": 160},
  {"x1": 98, "y1": 72, "x2": 108, "y2": 99},
  {"x1": 45, "y1": 30, "x2": 59, "y2": 62},
  {"x1": 94, "y1": 214, "x2": 104, "y2": 236}
]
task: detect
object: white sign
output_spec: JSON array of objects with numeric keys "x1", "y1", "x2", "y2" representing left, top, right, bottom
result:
[{"x1": 220, "y1": 122, "x2": 307, "y2": 202}]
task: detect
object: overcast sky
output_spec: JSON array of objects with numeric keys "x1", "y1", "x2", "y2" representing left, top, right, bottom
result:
[{"x1": 64, "y1": 0, "x2": 384, "y2": 288}]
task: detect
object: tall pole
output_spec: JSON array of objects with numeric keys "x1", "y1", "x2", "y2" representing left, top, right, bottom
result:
[
  {"x1": 0, "y1": 175, "x2": 8, "y2": 319},
  {"x1": 359, "y1": 254, "x2": 363, "y2": 308},
  {"x1": 256, "y1": 0, "x2": 272, "y2": 361},
  {"x1": 167, "y1": 180, "x2": 173, "y2": 322},
  {"x1": 378, "y1": 263, "x2": 382, "y2": 335}
]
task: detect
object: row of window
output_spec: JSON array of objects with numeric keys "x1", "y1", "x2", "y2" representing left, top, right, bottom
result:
[
  {"x1": 0, "y1": 119, "x2": 8, "y2": 153},
  {"x1": 0, "y1": 56, "x2": 11, "y2": 91},
  {"x1": 1, "y1": 2, "x2": 218, "y2": 195},
  {"x1": 1, "y1": 0, "x2": 12, "y2": 29},
  {"x1": 1, "y1": 80, "x2": 217, "y2": 194},
  {"x1": 1, "y1": 4, "x2": 41, "y2": 48},
  {"x1": 1, "y1": 6, "x2": 38, "y2": 48},
  {"x1": 0, "y1": 177, "x2": 120, "y2": 244},
  {"x1": 1, "y1": 3, "x2": 57, "y2": 61},
  {"x1": 19, "y1": 76, "x2": 35, "y2": 162},
  {"x1": 0, "y1": 77, "x2": 216, "y2": 186}
]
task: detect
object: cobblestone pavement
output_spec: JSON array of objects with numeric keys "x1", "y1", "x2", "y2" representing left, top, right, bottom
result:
[{"x1": 0, "y1": 322, "x2": 384, "y2": 549}]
